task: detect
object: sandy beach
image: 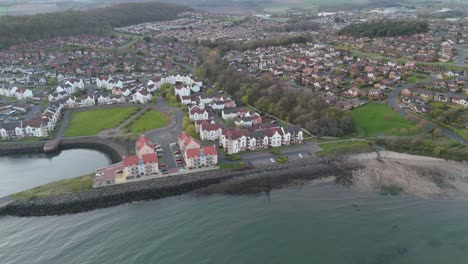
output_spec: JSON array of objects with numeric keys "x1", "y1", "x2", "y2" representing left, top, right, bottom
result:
[{"x1": 348, "y1": 151, "x2": 468, "y2": 197}]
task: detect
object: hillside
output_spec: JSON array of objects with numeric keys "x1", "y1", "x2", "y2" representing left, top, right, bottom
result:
[{"x1": 0, "y1": 2, "x2": 191, "y2": 49}]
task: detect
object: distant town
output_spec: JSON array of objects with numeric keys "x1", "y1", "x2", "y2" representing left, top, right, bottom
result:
[{"x1": 0, "y1": 4, "x2": 467, "y2": 188}]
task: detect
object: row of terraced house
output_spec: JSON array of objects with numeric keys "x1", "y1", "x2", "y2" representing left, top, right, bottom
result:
[{"x1": 0, "y1": 104, "x2": 63, "y2": 140}]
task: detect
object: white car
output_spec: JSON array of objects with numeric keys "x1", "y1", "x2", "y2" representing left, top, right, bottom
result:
[
  {"x1": 95, "y1": 172, "x2": 104, "y2": 177},
  {"x1": 270, "y1": 158, "x2": 275, "y2": 163},
  {"x1": 298, "y1": 153, "x2": 303, "y2": 158}
]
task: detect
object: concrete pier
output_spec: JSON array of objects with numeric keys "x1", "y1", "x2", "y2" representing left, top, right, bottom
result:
[{"x1": 43, "y1": 139, "x2": 61, "y2": 152}]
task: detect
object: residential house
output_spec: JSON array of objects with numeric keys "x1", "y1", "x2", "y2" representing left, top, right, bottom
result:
[
  {"x1": 189, "y1": 105, "x2": 209, "y2": 121},
  {"x1": 133, "y1": 89, "x2": 151, "y2": 104},
  {"x1": 123, "y1": 135, "x2": 158, "y2": 179},
  {"x1": 15, "y1": 88, "x2": 33, "y2": 100}
]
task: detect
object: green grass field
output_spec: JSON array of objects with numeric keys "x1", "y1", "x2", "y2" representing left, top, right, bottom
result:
[
  {"x1": 405, "y1": 73, "x2": 432, "y2": 83},
  {"x1": 317, "y1": 140, "x2": 373, "y2": 157},
  {"x1": 64, "y1": 107, "x2": 137, "y2": 137},
  {"x1": 352, "y1": 104, "x2": 417, "y2": 137},
  {"x1": 11, "y1": 174, "x2": 93, "y2": 201},
  {"x1": 456, "y1": 129, "x2": 468, "y2": 141},
  {"x1": 126, "y1": 109, "x2": 168, "y2": 134}
]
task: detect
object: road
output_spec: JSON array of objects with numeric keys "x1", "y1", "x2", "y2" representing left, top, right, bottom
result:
[
  {"x1": 145, "y1": 97, "x2": 185, "y2": 171},
  {"x1": 386, "y1": 81, "x2": 468, "y2": 146}
]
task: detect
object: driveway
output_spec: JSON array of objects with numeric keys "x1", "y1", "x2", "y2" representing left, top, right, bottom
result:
[{"x1": 145, "y1": 96, "x2": 184, "y2": 146}]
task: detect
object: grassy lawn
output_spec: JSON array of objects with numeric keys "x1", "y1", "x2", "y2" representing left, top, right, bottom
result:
[
  {"x1": 64, "y1": 107, "x2": 137, "y2": 137},
  {"x1": 405, "y1": 73, "x2": 431, "y2": 83},
  {"x1": 352, "y1": 104, "x2": 417, "y2": 137},
  {"x1": 456, "y1": 129, "x2": 468, "y2": 141},
  {"x1": 11, "y1": 174, "x2": 93, "y2": 201},
  {"x1": 126, "y1": 109, "x2": 168, "y2": 134},
  {"x1": 317, "y1": 140, "x2": 373, "y2": 157},
  {"x1": 0, "y1": 95, "x2": 17, "y2": 102}
]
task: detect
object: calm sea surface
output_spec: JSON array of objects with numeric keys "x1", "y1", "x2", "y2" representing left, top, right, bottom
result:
[
  {"x1": 0, "y1": 149, "x2": 111, "y2": 197},
  {"x1": 2, "y1": 179, "x2": 468, "y2": 264}
]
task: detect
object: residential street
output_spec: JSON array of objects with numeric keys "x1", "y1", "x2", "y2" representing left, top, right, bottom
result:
[{"x1": 386, "y1": 81, "x2": 468, "y2": 146}]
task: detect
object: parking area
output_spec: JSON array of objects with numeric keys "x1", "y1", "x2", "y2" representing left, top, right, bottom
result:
[
  {"x1": 155, "y1": 142, "x2": 186, "y2": 175},
  {"x1": 94, "y1": 163, "x2": 125, "y2": 187},
  {"x1": 239, "y1": 141, "x2": 320, "y2": 165}
]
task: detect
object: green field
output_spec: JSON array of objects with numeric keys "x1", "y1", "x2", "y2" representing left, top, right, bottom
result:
[
  {"x1": 317, "y1": 140, "x2": 373, "y2": 157},
  {"x1": 11, "y1": 174, "x2": 93, "y2": 201},
  {"x1": 352, "y1": 104, "x2": 417, "y2": 137},
  {"x1": 456, "y1": 129, "x2": 468, "y2": 141},
  {"x1": 64, "y1": 107, "x2": 137, "y2": 137},
  {"x1": 405, "y1": 73, "x2": 432, "y2": 83},
  {"x1": 126, "y1": 109, "x2": 168, "y2": 134}
]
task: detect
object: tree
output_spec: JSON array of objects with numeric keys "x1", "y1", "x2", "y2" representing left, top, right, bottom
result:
[
  {"x1": 433, "y1": 146, "x2": 443, "y2": 157},
  {"x1": 47, "y1": 77, "x2": 58, "y2": 87},
  {"x1": 186, "y1": 124, "x2": 196, "y2": 137},
  {"x1": 205, "y1": 88, "x2": 217, "y2": 96}
]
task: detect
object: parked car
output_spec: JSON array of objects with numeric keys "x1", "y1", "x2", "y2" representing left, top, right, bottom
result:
[
  {"x1": 95, "y1": 172, "x2": 104, "y2": 176},
  {"x1": 270, "y1": 158, "x2": 275, "y2": 163},
  {"x1": 298, "y1": 153, "x2": 303, "y2": 158}
]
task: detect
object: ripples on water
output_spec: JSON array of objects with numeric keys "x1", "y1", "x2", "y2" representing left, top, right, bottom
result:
[{"x1": 1, "y1": 183, "x2": 468, "y2": 264}]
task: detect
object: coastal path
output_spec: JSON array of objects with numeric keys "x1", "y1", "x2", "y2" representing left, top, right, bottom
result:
[{"x1": 116, "y1": 106, "x2": 150, "y2": 130}]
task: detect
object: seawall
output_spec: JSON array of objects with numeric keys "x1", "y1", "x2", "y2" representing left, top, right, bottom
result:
[
  {"x1": 0, "y1": 158, "x2": 352, "y2": 217},
  {"x1": 0, "y1": 141, "x2": 46, "y2": 156}
]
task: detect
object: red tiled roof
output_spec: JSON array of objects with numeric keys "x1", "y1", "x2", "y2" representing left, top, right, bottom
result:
[
  {"x1": 138, "y1": 89, "x2": 149, "y2": 96},
  {"x1": 184, "y1": 136, "x2": 200, "y2": 149},
  {"x1": 178, "y1": 132, "x2": 188, "y2": 142},
  {"x1": 123, "y1": 155, "x2": 139, "y2": 167},
  {"x1": 266, "y1": 127, "x2": 284, "y2": 137},
  {"x1": 189, "y1": 106, "x2": 205, "y2": 115},
  {"x1": 201, "y1": 122, "x2": 221, "y2": 132},
  {"x1": 142, "y1": 153, "x2": 158, "y2": 164},
  {"x1": 185, "y1": 148, "x2": 200, "y2": 159},
  {"x1": 202, "y1": 145, "x2": 217, "y2": 156},
  {"x1": 136, "y1": 135, "x2": 154, "y2": 151}
]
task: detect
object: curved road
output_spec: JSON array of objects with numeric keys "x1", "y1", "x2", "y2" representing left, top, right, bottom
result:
[{"x1": 386, "y1": 81, "x2": 467, "y2": 146}]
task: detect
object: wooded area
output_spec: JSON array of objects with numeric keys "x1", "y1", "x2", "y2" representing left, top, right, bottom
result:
[
  {"x1": 0, "y1": 2, "x2": 191, "y2": 49},
  {"x1": 197, "y1": 49, "x2": 355, "y2": 137},
  {"x1": 338, "y1": 19, "x2": 429, "y2": 38}
]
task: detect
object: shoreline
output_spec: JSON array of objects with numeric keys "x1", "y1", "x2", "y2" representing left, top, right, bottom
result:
[
  {"x1": 0, "y1": 150, "x2": 466, "y2": 218},
  {"x1": 0, "y1": 157, "x2": 351, "y2": 217}
]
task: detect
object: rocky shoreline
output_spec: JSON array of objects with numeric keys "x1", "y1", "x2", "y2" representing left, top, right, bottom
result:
[{"x1": 0, "y1": 157, "x2": 353, "y2": 217}]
